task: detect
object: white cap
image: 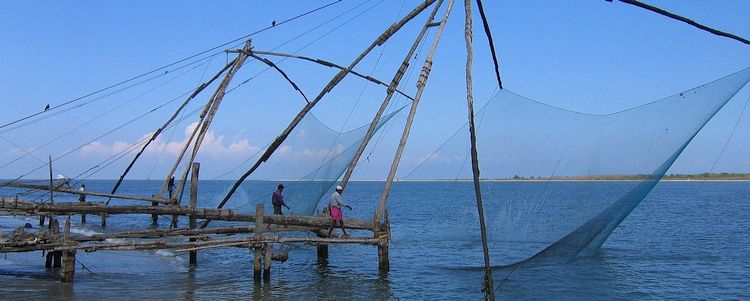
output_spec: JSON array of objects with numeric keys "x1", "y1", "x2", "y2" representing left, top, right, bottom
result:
[{"x1": 335, "y1": 185, "x2": 343, "y2": 191}]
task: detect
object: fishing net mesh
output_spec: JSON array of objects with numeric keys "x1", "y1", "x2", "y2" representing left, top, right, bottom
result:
[
  {"x1": 226, "y1": 106, "x2": 405, "y2": 216},
  {"x1": 403, "y1": 67, "x2": 750, "y2": 267}
]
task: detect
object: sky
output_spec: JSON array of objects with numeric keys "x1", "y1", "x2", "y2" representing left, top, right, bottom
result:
[{"x1": 0, "y1": 0, "x2": 749, "y2": 181}]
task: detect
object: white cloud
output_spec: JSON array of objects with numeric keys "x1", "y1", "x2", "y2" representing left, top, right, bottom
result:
[{"x1": 80, "y1": 122, "x2": 259, "y2": 158}]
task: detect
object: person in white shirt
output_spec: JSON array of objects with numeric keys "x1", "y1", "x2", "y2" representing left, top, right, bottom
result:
[{"x1": 327, "y1": 185, "x2": 352, "y2": 238}]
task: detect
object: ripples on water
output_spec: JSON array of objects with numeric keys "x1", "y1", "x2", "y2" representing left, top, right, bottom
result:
[{"x1": 1, "y1": 181, "x2": 748, "y2": 300}]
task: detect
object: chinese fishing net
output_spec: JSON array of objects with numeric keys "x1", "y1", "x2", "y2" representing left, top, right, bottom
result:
[
  {"x1": 402, "y1": 67, "x2": 750, "y2": 268},
  {"x1": 224, "y1": 105, "x2": 406, "y2": 216}
]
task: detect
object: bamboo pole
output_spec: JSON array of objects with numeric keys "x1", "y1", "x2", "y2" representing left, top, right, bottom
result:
[
  {"x1": 373, "y1": 0, "x2": 456, "y2": 234},
  {"x1": 339, "y1": 0, "x2": 446, "y2": 190},
  {"x1": 463, "y1": 0, "x2": 494, "y2": 298},
  {"x1": 211, "y1": 0, "x2": 438, "y2": 222}
]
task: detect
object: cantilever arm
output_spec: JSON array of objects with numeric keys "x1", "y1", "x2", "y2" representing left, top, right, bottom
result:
[{"x1": 253, "y1": 50, "x2": 415, "y2": 101}]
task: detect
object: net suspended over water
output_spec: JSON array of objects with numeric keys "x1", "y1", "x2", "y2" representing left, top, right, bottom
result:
[
  {"x1": 404, "y1": 67, "x2": 750, "y2": 267},
  {"x1": 224, "y1": 105, "x2": 405, "y2": 216}
]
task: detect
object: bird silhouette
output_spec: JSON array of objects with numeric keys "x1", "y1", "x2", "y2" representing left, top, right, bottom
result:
[
  {"x1": 44, "y1": 104, "x2": 49, "y2": 111},
  {"x1": 272, "y1": 20, "x2": 276, "y2": 26}
]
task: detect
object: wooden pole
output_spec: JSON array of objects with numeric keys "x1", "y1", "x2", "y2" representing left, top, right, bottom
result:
[
  {"x1": 0, "y1": 199, "x2": 375, "y2": 230},
  {"x1": 339, "y1": 0, "x2": 446, "y2": 190},
  {"x1": 253, "y1": 204, "x2": 264, "y2": 281},
  {"x1": 48, "y1": 155, "x2": 53, "y2": 204},
  {"x1": 463, "y1": 0, "x2": 494, "y2": 298},
  {"x1": 373, "y1": 0, "x2": 455, "y2": 235},
  {"x1": 212, "y1": 0, "x2": 439, "y2": 221},
  {"x1": 189, "y1": 162, "x2": 199, "y2": 265},
  {"x1": 60, "y1": 216, "x2": 76, "y2": 282},
  {"x1": 0, "y1": 181, "x2": 172, "y2": 204},
  {"x1": 172, "y1": 42, "x2": 251, "y2": 206}
]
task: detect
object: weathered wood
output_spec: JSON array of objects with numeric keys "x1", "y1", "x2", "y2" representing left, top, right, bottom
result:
[
  {"x1": 253, "y1": 204, "x2": 264, "y2": 281},
  {"x1": 0, "y1": 182, "x2": 172, "y2": 204},
  {"x1": 0, "y1": 200, "x2": 375, "y2": 230},
  {"x1": 60, "y1": 217, "x2": 75, "y2": 282},
  {"x1": 339, "y1": 0, "x2": 446, "y2": 190},
  {"x1": 100, "y1": 212, "x2": 106, "y2": 227},
  {"x1": 373, "y1": 0, "x2": 455, "y2": 231},
  {"x1": 463, "y1": 0, "x2": 493, "y2": 298},
  {"x1": 48, "y1": 155, "x2": 53, "y2": 204},
  {"x1": 173, "y1": 41, "x2": 252, "y2": 205},
  {"x1": 189, "y1": 162, "x2": 199, "y2": 265},
  {"x1": 3, "y1": 235, "x2": 383, "y2": 253}
]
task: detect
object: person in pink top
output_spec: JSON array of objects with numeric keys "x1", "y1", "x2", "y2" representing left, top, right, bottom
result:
[{"x1": 327, "y1": 185, "x2": 352, "y2": 238}]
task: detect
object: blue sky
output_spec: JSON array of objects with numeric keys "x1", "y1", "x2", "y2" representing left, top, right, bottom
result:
[{"x1": 0, "y1": 0, "x2": 749, "y2": 180}]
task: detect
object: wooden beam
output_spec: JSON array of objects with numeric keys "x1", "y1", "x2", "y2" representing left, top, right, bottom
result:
[
  {"x1": 0, "y1": 199, "x2": 375, "y2": 230},
  {"x1": 0, "y1": 182, "x2": 172, "y2": 205}
]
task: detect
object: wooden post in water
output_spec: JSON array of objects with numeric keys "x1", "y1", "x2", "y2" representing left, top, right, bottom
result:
[
  {"x1": 60, "y1": 216, "x2": 76, "y2": 282},
  {"x1": 463, "y1": 0, "x2": 494, "y2": 298},
  {"x1": 188, "y1": 162, "x2": 199, "y2": 265},
  {"x1": 253, "y1": 204, "x2": 264, "y2": 281},
  {"x1": 263, "y1": 242, "x2": 272, "y2": 281},
  {"x1": 371, "y1": 0, "x2": 455, "y2": 272},
  {"x1": 316, "y1": 233, "x2": 328, "y2": 261},
  {"x1": 100, "y1": 213, "x2": 107, "y2": 227},
  {"x1": 377, "y1": 209, "x2": 390, "y2": 271},
  {"x1": 50, "y1": 218, "x2": 62, "y2": 268},
  {"x1": 151, "y1": 201, "x2": 159, "y2": 225}
]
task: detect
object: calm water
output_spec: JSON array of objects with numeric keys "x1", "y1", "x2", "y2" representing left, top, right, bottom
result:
[{"x1": 1, "y1": 181, "x2": 748, "y2": 300}]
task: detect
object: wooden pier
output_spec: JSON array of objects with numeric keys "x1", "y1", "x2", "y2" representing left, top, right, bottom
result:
[{"x1": 0, "y1": 165, "x2": 390, "y2": 283}]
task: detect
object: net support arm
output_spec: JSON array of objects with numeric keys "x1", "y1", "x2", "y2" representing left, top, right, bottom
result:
[
  {"x1": 373, "y1": 0, "x2": 455, "y2": 233},
  {"x1": 608, "y1": 0, "x2": 750, "y2": 45},
  {"x1": 464, "y1": 0, "x2": 494, "y2": 298},
  {"x1": 107, "y1": 58, "x2": 237, "y2": 204},
  {"x1": 171, "y1": 41, "x2": 252, "y2": 205},
  {"x1": 205, "y1": 0, "x2": 438, "y2": 228},
  {"x1": 339, "y1": 0, "x2": 446, "y2": 190},
  {"x1": 253, "y1": 50, "x2": 414, "y2": 101}
]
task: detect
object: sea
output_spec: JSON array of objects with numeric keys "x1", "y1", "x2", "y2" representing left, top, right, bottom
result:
[{"x1": 0, "y1": 180, "x2": 748, "y2": 300}]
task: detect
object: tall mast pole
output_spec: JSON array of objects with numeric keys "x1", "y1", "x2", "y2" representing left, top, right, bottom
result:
[
  {"x1": 463, "y1": 0, "x2": 494, "y2": 298},
  {"x1": 339, "y1": 0, "x2": 446, "y2": 190},
  {"x1": 373, "y1": 0, "x2": 456, "y2": 232}
]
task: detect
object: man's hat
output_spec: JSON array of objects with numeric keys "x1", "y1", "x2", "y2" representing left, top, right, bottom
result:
[{"x1": 335, "y1": 185, "x2": 343, "y2": 191}]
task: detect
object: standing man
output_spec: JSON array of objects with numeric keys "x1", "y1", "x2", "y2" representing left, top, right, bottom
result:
[
  {"x1": 327, "y1": 185, "x2": 352, "y2": 238},
  {"x1": 79, "y1": 184, "x2": 87, "y2": 223},
  {"x1": 167, "y1": 176, "x2": 176, "y2": 200},
  {"x1": 272, "y1": 184, "x2": 290, "y2": 215}
]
